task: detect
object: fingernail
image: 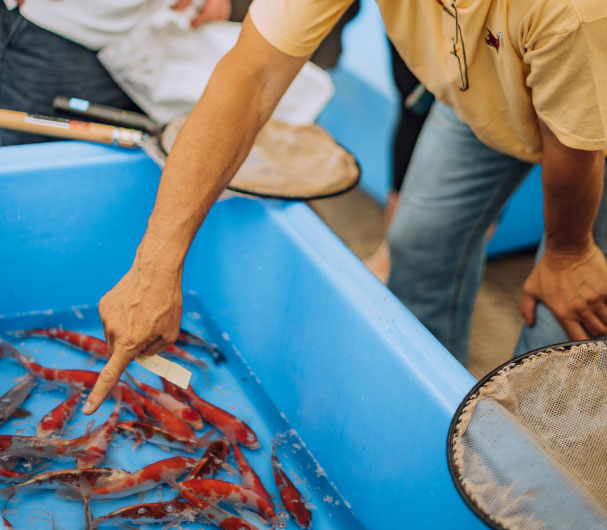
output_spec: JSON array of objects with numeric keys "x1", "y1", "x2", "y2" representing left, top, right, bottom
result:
[{"x1": 82, "y1": 401, "x2": 93, "y2": 415}]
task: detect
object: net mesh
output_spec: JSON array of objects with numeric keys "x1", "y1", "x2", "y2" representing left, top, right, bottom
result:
[{"x1": 450, "y1": 341, "x2": 607, "y2": 530}]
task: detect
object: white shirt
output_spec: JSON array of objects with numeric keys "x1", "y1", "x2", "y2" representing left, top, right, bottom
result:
[{"x1": 4, "y1": 0, "x2": 151, "y2": 50}]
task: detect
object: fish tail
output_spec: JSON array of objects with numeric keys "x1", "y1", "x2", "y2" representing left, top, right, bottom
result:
[
  {"x1": 0, "y1": 340, "x2": 31, "y2": 367},
  {"x1": 0, "y1": 485, "x2": 17, "y2": 499},
  {"x1": 195, "y1": 429, "x2": 217, "y2": 448}
]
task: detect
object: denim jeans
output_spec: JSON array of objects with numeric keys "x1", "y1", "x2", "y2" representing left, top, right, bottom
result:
[
  {"x1": 387, "y1": 101, "x2": 607, "y2": 365},
  {"x1": 0, "y1": 4, "x2": 139, "y2": 146}
]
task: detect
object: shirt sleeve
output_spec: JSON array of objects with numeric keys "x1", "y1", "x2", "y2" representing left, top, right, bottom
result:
[
  {"x1": 525, "y1": 13, "x2": 607, "y2": 152},
  {"x1": 249, "y1": 0, "x2": 355, "y2": 57}
]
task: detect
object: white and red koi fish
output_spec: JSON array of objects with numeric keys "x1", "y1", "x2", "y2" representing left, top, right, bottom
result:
[
  {"x1": 77, "y1": 400, "x2": 121, "y2": 469},
  {"x1": 179, "y1": 489, "x2": 260, "y2": 530},
  {"x1": 126, "y1": 374, "x2": 203, "y2": 430},
  {"x1": 232, "y1": 442, "x2": 274, "y2": 509},
  {"x1": 23, "y1": 328, "x2": 209, "y2": 370},
  {"x1": 186, "y1": 438, "x2": 231, "y2": 481},
  {"x1": 178, "y1": 329, "x2": 227, "y2": 365},
  {"x1": 87, "y1": 456, "x2": 197, "y2": 498},
  {"x1": 36, "y1": 391, "x2": 82, "y2": 438},
  {"x1": 130, "y1": 390, "x2": 197, "y2": 442},
  {"x1": 116, "y1": 421, "x2": 213, "y2": 453},
  {"x1": 0, "y1": 373, "x2": 35, "y2": 426},
  {"x1": 271, "y1": 443, "x2": 312, "y2": 529},
  {"x1": 163, "y1": 381, "x2": 259, "y2": 450},
  {"x1": 0, "y1": 467, "x2": 129, "y2": 498},
  {"x1": 181, "y1": 478, "x2": 276, "y2": 524},
  {"x1": 93, "y1": 499, "x2": 201, "y2": 527}
]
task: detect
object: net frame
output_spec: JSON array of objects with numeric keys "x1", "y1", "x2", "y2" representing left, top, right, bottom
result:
[{"x1": 446, "y1": 339, "x2": 607, "y2": 530}]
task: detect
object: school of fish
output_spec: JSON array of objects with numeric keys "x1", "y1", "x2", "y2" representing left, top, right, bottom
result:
[{"x1": 0, "y1": 328, "x2": 312, "y2": 529}]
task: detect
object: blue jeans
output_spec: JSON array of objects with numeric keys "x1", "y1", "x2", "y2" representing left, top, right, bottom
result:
[
  {"x1": 0, "y1": 4, "x2": 139, "y2": 146},
  {"x1": 387, "y1": 101, "x2": 607, "y2": 365}
]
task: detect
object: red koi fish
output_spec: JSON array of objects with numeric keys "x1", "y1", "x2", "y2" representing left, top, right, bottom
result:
[
  {"x1": 181, "y1": 478, "x2": 276, "y2": 524},
  {"x1": 22, "y1": 328, "x2": 108, "y2": 359},
  {"x1": 232, "y1": 442, "x2": 274, "y2": 509},
  {"x1": 178, "y1": 329, "x2": 227, "y2": 365},
  {"x1": 126, "y1": 374, "x2": 203, "y2": 430},
  {"x1": 163, "y1": 381, "x2": 259, "y2": 450},
  {"x1": 271, "y1": 443, "x2": 312, "y2": 529},
  {"x1": 0, "y1": 467, "x2": 129, "y2": 498},
  {"x1": 87, "y1": 456, "x2": 197, "y2": 498},
  {"x1": 179, "y1": 489, "x2": 260, "y2": 530},
  {"x1": 185, "y1": 438, "x2": 231, "y2": 481},
  {"x1": 93, "y1": 500, "x2": 201, "y2": 527},
  {"x1": 23, "y1": 328, "x2": 209, "y2": 370},
  {"x1": 115, "y1": 382, "x2": 148, "y2": 422},
  {"x1": 36, "y1": 391, "x2": 82, "y2": 438},
  {"x1": 0, "y1": 373, "x2": 36, "y2": 426},
  {"x1": 77, "y1": 400, "x2": 121, "y2": 469},
  {"x1": 0, "y1": 340, "x2": 99, "y2": 388},
  {"x1": 130, "y1": 390, "x2": 197, "y2": 442},
  {"x1": 116, "y1": 421, "x2": 213, "y2": 452},
  {"x1": 0, "y1": 341, "x2": 148, "y2": 422}
]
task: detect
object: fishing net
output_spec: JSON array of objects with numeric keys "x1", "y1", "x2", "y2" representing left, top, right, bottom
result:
[{"x1": 448, "y1": 340, "x2": 607, "y2": 530}]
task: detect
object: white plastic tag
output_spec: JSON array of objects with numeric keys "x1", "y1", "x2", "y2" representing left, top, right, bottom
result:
[{"x1": 135, "y1": 354, "x2": 191, "y2": 389}]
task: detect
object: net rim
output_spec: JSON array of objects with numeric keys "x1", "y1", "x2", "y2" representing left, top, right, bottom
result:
[{"x1": 446, "y1": 338, "x2": 607, "y2": 530}]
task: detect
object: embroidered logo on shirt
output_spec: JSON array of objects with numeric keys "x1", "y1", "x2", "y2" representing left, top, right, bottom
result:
[{"x1": 485, "y1": 28, "x2": 502, "y2": 53}]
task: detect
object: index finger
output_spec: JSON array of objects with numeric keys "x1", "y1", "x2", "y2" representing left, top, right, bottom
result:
[{"x1": 82, "y1": 349, "x2": 133, "y2": 415}]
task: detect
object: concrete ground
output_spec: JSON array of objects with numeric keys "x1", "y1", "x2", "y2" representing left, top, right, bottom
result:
[{"x1": 308, "y1": 188, "x2": 536, "y2": 380}]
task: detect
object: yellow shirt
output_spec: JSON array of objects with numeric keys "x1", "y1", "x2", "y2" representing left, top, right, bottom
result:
[{"x1": 249, "y1": 0, "x2": 607, "y2": 163}]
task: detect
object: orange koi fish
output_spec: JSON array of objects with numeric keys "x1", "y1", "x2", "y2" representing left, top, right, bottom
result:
[
  {"x1": 163, "y1": 381, "x2": 259, "y2": 450},
  {"x1": 36, "y1": 391, "x2": 82, "y2": 438},
  {"x1": 126, "y1": 374, "x2": 203, "y2": 430},
  {"x1": 271, "y1": 443, "x2": 312, "y2": 529}
]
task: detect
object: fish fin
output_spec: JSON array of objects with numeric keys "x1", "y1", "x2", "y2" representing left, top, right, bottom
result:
[
  {"x1": 195, "y1": 429, "x2": 217, "y2": 448},
  {"x1": 137, "y1": 491, "x2": 146, "y2": 504},
  {"x1": 9, "y1": 330, "x2": 30, "y2": 339},
  {"x1": 220, "y1": 462, "x2": 239, "y2": 477},
  {"x1": 0, "y1": 487, "x2": 16, "y2": 500},
  {"x1": 11, "y1": 408, "x2": 31, "y2": 418},
  {"x1": 54, "y1": 487, "x2": 82, "y2": 501}
]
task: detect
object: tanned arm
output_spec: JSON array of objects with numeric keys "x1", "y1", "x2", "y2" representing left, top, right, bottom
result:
[
  {"x1": 520, "y1": 120, "x2": 607, "y2": 340},
  {"x1": 83, "y1": 16, "x2": 310, "y2": 414}
]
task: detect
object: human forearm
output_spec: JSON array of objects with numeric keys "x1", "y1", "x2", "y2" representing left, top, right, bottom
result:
[
  {"x1": 540, "y1": 130, "x2": 604, "y2": 257},
  {"x1": 83, "y1": 16, "x2": 309, "y2": 413},
  {"x1": 520, "y1": 120, "x2": 607, "y2": 339}
]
